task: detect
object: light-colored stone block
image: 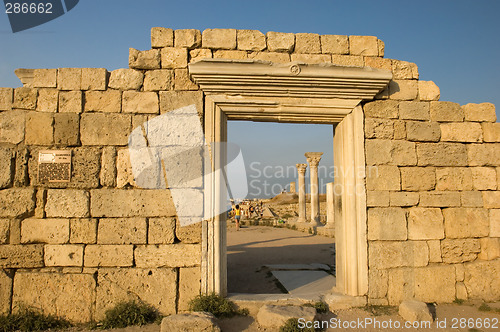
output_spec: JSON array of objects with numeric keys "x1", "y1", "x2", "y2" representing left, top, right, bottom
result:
[
  {"x1": 441, "y1": 239, "x2": 480, "y2": 263},
  {"x1": 151, "y1": 27, "x2": 173, "y2": 48},
  {"x1": 202, "y1": 29, "x2": 237, "y2": 49},
  {"x1": 148, "y1": 217, "x2": 175, "y2": 244},
  {"x1": 159, "y1": 90, "x2": 203, "y2": 115},
  {"x1": 349, "y1": 35, "x2": 378, "y2": 56},
  {"x1": 70, "y1": 218, "x2": 97, "y2": 244},
  {"x1": 406, "y1": 121, "x2": 440, "y2": 142},
  {"x1": 290, "y1": 53, "x2": 331, "y2": 64},
  {"x1": 491, "y1": 209, "x2": 500, "y2": 237},
  {"x1": 478, "y1": 238, "x2": 500, "y2": 260},
  {"x1": 443, "y1": 208, "x2": 489, "y2": 238},
  {"x1": 100, "y1": 146, "x2": 116, "y2": 187},
  {"x1": 84, "y1": 90, "x2": 121, "y2": 113},
  {"x1": 84, "y1": 245, "x2": 133, "y2": 267},
  {"x1": 176, "y1": 219, "x2": 202, "y2": 243},
  {"x1": 430, "y1": 101, "x2": 463, "y2": 122},
  {"x1": 462, "y1": 103, "x2": 496, "y2": 122},
  {"x1": 14, "y1": 87, "x2": 37, "y2": 110},
  {"x1": 178, "y1": 267, "x2": 201, "y2": 311},
  {"x1": 366, "y1": 165, "x2": 400, "y2": 191},
  {"x1": 33, "y1": 69, "x2": 57, "y2": 88},
  {"x1": 175, "y1": 29, "x2": 202, "y2": 49},
  {"x1": 389, "y1": 191, "x2": 419, "y2": 207},
  {"x1": 368, "y1": 269, "x2": 388, "y2": 299},
  {"x1": 97, "y1": 218, "x2": 147, "y2": 244},
  {"x1": 108, "y1": 69, "x2": 144, "y2": 90},
  {"x1": 464, "y1": 260, "x2": 500, "y2": 301},
  {"x1": 45, "y1": 189, "x2": 89, "y2": 218},
  {"x1": 365, "y1": 139, "x2": 416, "y2": 166},
  {"x1": 189, "y1": 48, "x2": 212, "y2": 63},
  {"x1": 213, "y1": 49, "x2": 247, "y2": 59},
  {"x1": 388, "y1": 80, "x2": 418, "y2": 100},
  {"x1": 44, "y1": 244, "x2": 84, "y2": 266},
  {"x1": 435, "y1": 167, "x2": 473, "y2": 191},
  {"x1": 54, "y1": 113, "x2": 79, "y2": 146},
  {"x1": 257, "y1": 304, "x2": 316, "y2": 328},
  {"x1": 398, "y1": 300, "x2": 433, "y2": 323},
  {"x1": 363, "y1": 100, "x2": 398, "y2": 119},
  {"x1": 0, "y1": 270, "x2": 11, "y2": 314},
  {"x1": 391, "y1": 60, "x2": 418, "y2": 80},
  {"x1": 408, "y1": 207, "x2": 444, "y2": 240},
  {"x1": 129, "y1": 48, "x2": 160, "y2": 70},
  {"x1": 160, "y1": 47, "x2": 188, "y2": 69},
  {"x1": 417, "y1": 143, "x2": 467, "y2": 166},
  {"x1": 174, "y1": 68, "x2": 198, "y2": 90},
  {"x1": 0, "y1": 148, "x2": 14, "y2": 189},
  {"x1": 399, "y1": 101, "x2": 430, "y2": 121},
  {"x1": 428, "y1": 240, "x2": 442, "y2": 262},
  {"x1": 81, "y1": 68, "x2": 107, "y2": 90},
  {"x1": 461, "y1": 191, "x2": 483, "y2": 207},
  {"x1": 0, "y1": 245, "x2": 44, "y2": 268},
  {"x1": 0, "y1": 188, "x2": 35, "y2": 218},
  {"x1": 294, "y1": 33, "x2": 321, "y2": 54},
  {"x1": 266, "y1": 31, "x2": 295, "y2": 52},
  {"x1": 0, "y1": 219, "x2": 9, "y2": 243},
  {"x1": 80, "y1": 113, "x2": 131, "y2": 145},
  {"x1": 0, "y1": 110, "x2": 25, "y2": 144},
  {"x1": 471, "y1": 167, "x2": 497, "y2": 190},
  {"x1": 57, "y1": 68, "x2": 81, "y2": 90},
  {"x1": 413, "y1": 265, "x2": 455, "y2": 303},
  {"x1": 320, "y1": 34, "x2": 348, "y2": 54},
  {"x1": 331, "y1": 54, "x2": 364, "y2": 67},
  {"x1": 440, "y1": 122, "x2": 483, "y2": 142},
  {"x1": 482, "y1": 123, "x2": 500, "y2": 142},
  {"x1": 248, "y1": 52, "x2": 290, "y2": 63},
  {"x1": 483, "y1": 191, "x2": 500, "y2": 208},
  {"x1": 401, "y1": 167, "x2": 435, "y2": 191},
  {"x1": 367, "y1": 207, "x2": 407, "y2": 240},
  {"x1": 134, "y1": 244, "x2": 201, "y2": 267},
  {"x1": 364, "y1": 118, "x2": 394, "y2": 139},
  {"x1": 378, "y1": 40, "x2": 385, "y2": 57},
  {"x1": 237, "y1": 30, "x2": 266, "y2": 51},
  {"x1": 144, "y1": 70, "x2": 173, "y2": 91},
  {"x1": 418, "y1": 81, "x2": 440, "y2": 101},
  {"x1": 25, "y1": 111, "x2": 53, "y2": 145},
  {"x1": 456, "y1": 282, "x2": 468, "y2": 300},
  {"x1": 21, "y1": 218, "x2": 69, "y2": 244},
  {"x1": 36, "y1": 88, "x2": 58, "y2": 112},
  {"x1": 419, "y1": 191, "x2": 460, "y2": 207},
  {"x1": 122, "y1": 91, "x2": 159, "y2": 114},
  {"x1": 0, "y1": 88, "x2": 13, "y2": 111},
  {"x1": 364, "y1": 57, "x2": 392, "y2": 71},
  {"x1": 468, "y1": 143, "x2": 500, "y2": 166},
  {"x1": 369, "y1": 241, "x2": 428, "y2": 269},
  {"x1": 58, "y1": 91, "x2": 82, "y2": 113}
]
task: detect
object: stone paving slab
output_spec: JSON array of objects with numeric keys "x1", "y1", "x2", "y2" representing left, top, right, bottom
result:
[{"x1": 271, "y1": 270, "x2": 336, "y2": 295}]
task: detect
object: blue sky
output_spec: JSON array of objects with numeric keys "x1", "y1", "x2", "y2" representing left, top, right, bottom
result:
[{"x1": 1, "y1": 0, "x2": 499, "y2": 197}]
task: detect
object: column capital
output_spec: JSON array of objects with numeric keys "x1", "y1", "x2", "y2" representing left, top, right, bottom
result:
[
  {"x1": 305, "y1": 152, "x2": 323, "y2": 167},
  {"x1": 296, "y1": 163, "x2": 307, "y2": 174}
]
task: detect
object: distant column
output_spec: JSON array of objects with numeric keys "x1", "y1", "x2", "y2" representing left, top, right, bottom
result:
[
  {"x1": 326, "y1": 182, "x2": 335, "y2": 228},
  {"x1": 296, "y1": 163, "x2": 307, "y2": 222},
  {"x1": 305, "y1": 152, "x2": 323, "y2": 225},
  {"x1": 290, "y1": 182, "x2": 296, "y2": 193}
]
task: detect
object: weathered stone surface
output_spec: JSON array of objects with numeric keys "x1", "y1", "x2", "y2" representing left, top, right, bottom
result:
[
  {"x1": 148, "y1": 217, "x2": 175, "y2": 244},
  {"x1": 471, "y1": 167, "x2": 497, "y2": 190},
  {"x1": 491, "y1": 209, "x2": 500, "y2": 237},
  {"x1": 97, "y1": 218, "x2": 147, "y2": 244},
  {"x1": 266, "y1": 31, "x2": 295, "y2": 52},
  {"x1": 108, "y1": 69, "x2": 144, "y2": 90},
  {"x1": 365, "y1": 139, "x2": 416, "y2": 166},
  {"x1": 390, "y1": 192, "x2": 419, "y2": 207},
  {"x1": 44, "y1": 244, "x2": 84, "y2": 266},
  {"x1": 0, "y1": 88, "x2": 13, "y2": 111},
  {"x1": 237, "y1": 30, "x2": 265, "y2": 51},
  {"x1": 369, "y1": 241, "x2": 428, "y2": 269},
  {"x1": 0, "y1": 270, "x2": 11, "y2": 314},
  {"x1": 9, "y1": 219, "x2": 21, "y2": 244},
  {"x1": 399, "y1": 101, "x2": 430, "y2": 121},
  {"x1": 161, "y1": 312, "x2": 220, "y2": 332},
  {"x1": 122, "y1": 91, "x2": 159, "y2": 114},
  {"x1": 430, "y1": 101, "x2": 463, "y2": 122},
  {"x1": 33, "y1": 69, "x2": 57, "y2": 88},
  {"x1": 176, "y1": 219, "x2": 202, "y2": 243},
  {"x1": 0, "y1": 244, "x2": 43, "y2": 268},
  {"x1": 363, "y1": 100, "x2": 398, "y2": 118},
  {"x1": 35, "y1": 89, "x2": 58, "y2": 113},
  {"x1": 45, "y1": 189, "x2": 90, "y2": 218},
  {"x1": 482, "y1": 123, "x2": 500, "y2": 142},
  {"x1": 160, "y1": 91, "x2": 203, "y2": 115},
  {"x1": 420, "y1": 191, "x2": 460, "y2": 207},
  {"x1": 0, "y1": 148, "x2": 14, "y2": 189},
  {"x1": 331, "y1": 54, "x2": 364, "y2": 67},
  {"x1": 406, "y1": 121, "x2": 440, "y2": 142},
  {"x1": 0, "y1": 110, "x2": 25, "y2": 144},
  {"x1": 366, "y1": 165, "x2": 400, "y2": 191},
  {"x1": 417, "y1": 143, "x2": 467, "y2": 166},
  {"x1": 483, "y1": 191, "x2": 500, "y2": 208},
  {"x1": 189, "y1": 48, "x2": 212, "y2": 63},
  {"x1": 84, "y1": 245, "x2": 133, "y2": 267},
  {"x1": 428, "y1": 240, "x2": 442, "y2": 262},
  {"x1": 418, "y1": 81, "x2": 440, "y2": 101},
  {"x1": 440, "y1": 122, "x2": 483, "y2": 142},
  {"x1": 178, "y1": 267, "x2": 201, "y2": 311},
  {"x1": 290, "y1": 53, "x2": 331, "y2": 64},
  {"x1": 174, "y1": 29, "x2": 201, "y2": 49},
  {"x1": 90, "y1": 189, "x2": 176, "y2": 217},
  {"x1": 0, "y1": 219, "x2": 9, "y2": 243},
  {"x1": 391, "y1": 60, "x2": 418, "y2": 80},
  {"x1": 0, "y1": 188, "x2": 35, "y2": 217},
  {"x1": 174, "y1": 69, "x2": 198, "y2": 91},
  {"x1": 478, "y1": 238, "x2": 500, "y2": 260},
  {"x1": 151, "y1": 27, "x2": 173, "y2": 48},
  {"x1": 115, "y1": 148, "x2": 136, "y2": 188},
  {"x1": 398, "y1": 300, "x2": 433, "y2": 323},
  {"x1": 84, "y1": 90, "x2": 121, "y2": 113},
  {"x1": 435, "y1": 168, "x2": 473, "y2": 191},
  {"x1": 134, "y1": 244, "x2": 201, "y2": 267},
  {"x1": 213, "y1": 50, "x2": 247, "y2": 59},
  {"x1": 443, "y1": 208, "x2": 489, "y2": 238},
  {"x1": 160, "y1": 47, "x2": 188, "y2": 69},
  {"x1": 349, "y1": 35, "x2": 378, "y2": 56},
  {"x1": 366, "y1": 191, "x2": 390, "y2": 207},
  {"x1": 364, "y1": 118, "x2": 393, "y2": 139},
  {"x1": 12, "y1": 272, "x2": 95, "y2": 322},
  {"x1": 248, "y1": 51, "x2": 290, "y2": 63},
  {"x1": 461, "y1": 191, "x2": 483, "y2": 207},
  {"x1": 144, "y1": 70, "x2": 173, "y2": 91},
  {"x1": 407, "y1": 207, "x2": 444, "y2": 240},
  {"x1": 80, "y1": 113, "x2": 131, "y2": 145},
  {"x1": 100, "y1": 147, "x2": 116, "y2": 187},
  {"x1": 57, "y1": 68, "x2": 81, "y2": 90},
  {"x1": 468, "y1": 144, "x2": 500, "y2": 166},
  {"x1": 388, "y1": 80, "x2": 418, "y2": 100},
  {"x1": 321, "y1": 34, "x2": 348, "y2": 54},
  {"x1": 368, "y1": 208, "x2": 407, "y2": 240},
  {"x1": 464, "y1": 260, "x2": 500, "y2": 301},
  {"x1": 324, "y1": 293, "x2": 366, "y2": 310},
  {"x1": 257, "y1": 304, "x2": 316, "y2": 328},
  {"x1": 294, "y1": 33, "x2": 321, "y2": 54},
  {"x1": 364, "y1": 57, "x2": 392, "y2": 71},
  {"x1": 441, "y1": 239, "x2": 480, "y2": 263},
  {"x1": 70, "y1": 218, "x2": 97, "y2": 244},
  {"x1": 81, "y1": 68, "x2": 107, "y2": 90},
  {"x1": 54, "y1": 113, "x2": 79, "y2": 146},
  {"x1": 13, "y1": 88, "x2": 37, "y2": 110},
  {"x1": 129, "y1": 48, "x2": 160, "y2": 70},
  {"x1": 462, "y1": 103, "x2": 496, "y2": 122},
  {"x1": 202, "y1": 29, "x2": 236, "y2": 49},
  {"x1": 368, "y1": 269, "x2": 388, "y2": 298},
  {"x1": 25, "y1": 111, "x2": 53, "y2": 145},
  {"x1": 21, "y1": 218, "x2": 69, "y2": 244}
]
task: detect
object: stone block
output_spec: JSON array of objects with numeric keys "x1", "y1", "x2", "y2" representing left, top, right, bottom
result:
[
  {"x1": 366, "y1": 165, "x2": 400, "y2": 191},
  {"x1": 202, "y1": 29, "x2": 236, "y2": 49},
  {"x1": 44, "y1": 244, "x2": 84, "y2": 266},
  {"x1": 456, "y1": 282, "x2": 468, "y2": 300},
  {"x1": 324, "y1": 293, "x2": 366, "y2": 311},
  {"x1": 478, "y1": 238, "x2": 500, "y2": 260},
  {"x1": 81, "y1": 68, "x2": 107, "y2": 90},
  {"x1": 0, "y1": 110, "x2": 25, "y2": 144},
  {"x1": 363, "y1": 100, "x2": 398, "y2": 118},
  {"x1": 122, "y1": 91, "x2": 159, "y2": 114},
  {"x1": 443, "y1": 208, "x2": 489, "y2": 238},
  {"x1": 161, "y1": 313, "x2": 220, "y2": 332},
  {"x1": 34, "y1": 189, "x2": 46, "y2": 218},
  {"x1": 21, "y1": 218, "x2": 69, "y2": 244},
  {"x1": 84, "y1": 245, "x2": 133, "y2": 267},
  {"x1": 366, "y1": 191, "x2": 390, "y2": 207},
  {"x1": 406, "y1": 121, "x2": 440, "y2": 142},
  {"x1": 115, "y1": 148, "x2": 136, "y2": 188},
  {"x1": 174, "y1": 29, "x2": 202, "y2": 49},
  {"x1": 349, "y1": 35, "x2": 378, "y2": 56},
  {"x1": 59, "y1": 91, "x2": 82, "y2": 113},
  {"x1": 266, "y1": 31, "x2": 295, "y2": 52},
  {"x1": 54, "y1": 113, "x2": 80, "y2": 146},
  {"x1": 468, "y1": 144, "x2": 500, "y2": 166},
  {"x1": 45, "y1": 189, "x2": 89, "y2": 218},
  {"x1": 369, "y1": 241, "x2": 428, "y2": 269},
  {"x1": 13, "y1": 87, "x2": 37, "y2": 109},
  {"x1": 0, "y1": 244, "x2": 44, "y2": 268},
  {"x1": 294, "y1": 33, "x2": 321, "y2": 54},
  {"x1": 100, "y1": 147, "x2": 116, "y2": 187},
  {"x1": 57, "y1": 68, "x2": 81, "y2": 90},
  {"x1": 388, "y1": 80, "x2": 418, "y2": 100},
  {"x1": 413, "y1": 265, "x2": 455, "y2": 303},
  {"x1": 151, "y1": 27, "x2": 173, "y2": 48},
  {"x1": 482, "y1": 123, "x2": 500, "y2": 142},
  {"x1": 36, "y1": 88, "x2": 58, "y2": 112},
  {"x1": 491, "y1": 209, "x2": 500, "y2": 237},
  {"x1": 408, "y1": 207, "x2": 444, "y2": 240},
  {"x1": 483, "y1": 191, "x2": 500, "y2": 208},
  {"x1": 368, "y1": 269, "x2": 388, "y2": 299},
  {"x1": 0, "y1": 270, "x2": 12, "y2": 314},
  {"x1": 189, "y1": 48, "x2": 212, "y2": 63},
  {"x1": 80, "y1": 113, "x2": 131, "y2": 145},
  {"x1": 129, "y1": 48, "x2": 160, "y2": 70},
  {"x1": 399, "y1": 101, "x2": 430, "y2": 121},
  {"x1": 90, "y1": 189, "x2": 177, "y2": 217},
  {"x1": 0, "y1": 188, "x2": 35, "y2": 218},
  {"x1": 400, "y1": 167, "x2": 435, "y2": 192},
  {"x1": 435, "y1": 168, "x2": 473, "y2": 191},
  {"x1": 257, "y1": 304, "x2": 316, "y2": 329},
  {"x1": 419, "y1": 192, "x2": 460, "y2": 207},
  {"x1": 25, "y1": 111, "x2": 53, "y2": 145},
  {"x1": 0, "y1": 88, "x2": 13, "y2": 111},
  {"x1": 108, "y1": 69, "x2": 144, "y2": 90},
  {"x1": 0, "y1": 148, "x2": 14, "y2": 189},
  {"x1": 33, "y1": 69, "x2": 57, "y2": 88},
  {"x1": 84, "y1": 90, "x2": 121, "y2": 113},
  {"x1": 248, "y1": 52, "x2": 290, "y2": 63},
  {"x1": 391, "y1": 60, "x2": 419, "y2": 80},
  {"x1": 464, "y1": 260, "x2": 500, "y2": 301},
  {"x1": 97, "y1": 218, "x2": 147, "y2": 244},
  {"x1": 159, "y1": 91, "x2": 203, "y2": 115},
  {"x1": 134, "y1": 244, "x2": 201, "y2": 267},
  {"x1": 364, "y1": 118, "x2": 394, "y2": 139},
  {"x1": 213, "y1": 50, "x2": 247, "y2": 59},
  {"x1": 70, "y1": 218, "x2": 97, "y2": 244},
  {"x1": 367, "y1": 207, "x2": 407, "y2": 240},
  {"x1": 456, "y1": 264, "x2": 465, "y2": 282},
  {"x1": 176, "y1": 219, "x2": 202, "y2": 243},
  {"x1": 365, "y1": 139, "x2": 416, "y2": 166},
  {"x1": 178, "y1": 267, "x2": 201, "y2": 311},
  {"x1": 471, "y1": 167, "x2": 497, "y2": 190},
  {"x1": 96, "y1": 268, "x2": 176, "y2": 320},
  {"x1": 462, "y1": 103, "x2": 496, "y2": 122},
  {"x1": 237, "y1": 29, "x2": 266, "y2": 51},
  {"x1": 174, "y1": 69, "x2": 198, "y2": 90},
  {"x1": 417, "y1": 143, "x2": 467, "y2": 166},
  {"x1": 9, "y1": 219, "x2": 21, "y2": 244},
  {"x1": 418, "y1": 81, "x2": 440, "y2": 101},
  {"x1": 320, "y1": 34, "x2": 348, "y2": 54},
  {"x1": 389, "y1": 191, "x2": 420, "y2": 207},
  {"x1": 430, "y1": 101, "x2": 463, "y2": 122},
  {"x1": 148, "y1": 217, "x2": 175, "y2": 244},
  {"x1": 144, "y1": 70, "x2": 173, "y2": 91},
  {"x1": 440, "y1": 122, "x2": 483, "y2": 142},
  {"x1": 441, "y1": 239, "x2": 480, "y2": 263},
  {"x1": 461, "y1": 191, "x2": 483, "y2": 207},
  {"x1": 0, "y1": 219, "x2": 9, "y2": 243},
  {"x1": 364, "y1": 57, "x2": 392, "y2": 71},
  {"x1": 378, "y1": 40, "x2": 385, "y2": 57},
  {"x1": 428, "y1": 240, "x2": 442, "y2": 262},
  {"x1": 331, "y1": 54, "x2": 364, "y2": 67},
  {"x1": 290, "y1": 53, "x2": 331, "y2": 64},
  {"x1": 398, "y1": 300, "x2": 433, "y2": 323}
]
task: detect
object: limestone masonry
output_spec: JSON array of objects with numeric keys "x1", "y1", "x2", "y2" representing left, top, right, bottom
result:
[{"x1": 0, "y1": 27, "x2": 499, "y2": 321}]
